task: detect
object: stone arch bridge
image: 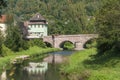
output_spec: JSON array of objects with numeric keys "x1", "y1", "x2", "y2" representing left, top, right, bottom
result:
[{"x1": 43, "y1": 34, "x2": 98, "y2": 50}]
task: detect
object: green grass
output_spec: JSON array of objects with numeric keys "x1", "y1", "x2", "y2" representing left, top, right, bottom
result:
[
  {"x1": 61, "y1": 48, "x2": 120, "y2": 80},
  {"x1": 0, "y1": 46, "x2": 60, "y2": 74}
]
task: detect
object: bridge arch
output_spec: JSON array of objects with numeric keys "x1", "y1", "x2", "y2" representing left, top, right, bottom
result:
[
  {"x1": 44, "y1": 42, "x2": 53, "y2": 48},
  {"x1": 83, "y1": 38, "x2": 97, "y2": 49},
  {"x1": 59, "y1": 40, "x2": 75, "y2": 50}
]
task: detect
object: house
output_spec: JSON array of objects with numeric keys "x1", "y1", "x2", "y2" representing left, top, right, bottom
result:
[
  {"x1": 25, "y1": 13, "x2": 48, "y2": 39},
  {"x1": 0, "y1": 15, "x2": 7, "y2": 35}
]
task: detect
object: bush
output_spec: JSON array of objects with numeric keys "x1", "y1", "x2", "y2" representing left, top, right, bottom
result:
[
  {"x1": 28, "y1": 38, "x2": 46, "y2": 48},
  {"x1": 97, "y1": 30, "x2": 120, "y2": 54},
  {"x1": 63, "y1": 42, "x2": 74, "y2": 50},
  {"x1": 1, "y1": 45, "x2": 13, "y2": 57},
  {"x1": 84, "y1": 38, "x2": 97, "y2": 49},
  {"x1": 96, "y1": 0, "x2": 120, "y2": 55},
  {"x1": 4, "y1": 24, "x2": 29, "y2": 52}
]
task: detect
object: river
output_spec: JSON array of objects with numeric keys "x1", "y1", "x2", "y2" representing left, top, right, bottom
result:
[{"x1": 5, "y1": 50, "x2": 74, "y2": 80}]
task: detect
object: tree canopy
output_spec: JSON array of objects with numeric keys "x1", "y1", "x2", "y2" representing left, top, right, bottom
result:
[
  {"x1": 96, "y1": 0, "x2": 120, "y2": 54},
  {"x1": 0, "y1": 0, "x2": 7, "y2": 15},
  {"x1": 2, "y1": 0, "x2": 102, "y2": 35}
]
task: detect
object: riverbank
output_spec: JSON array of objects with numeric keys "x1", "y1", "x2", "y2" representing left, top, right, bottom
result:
[
  {"x1": 61, "y1": 48, "x2": 120, "y2": 80},
  {"x1": 0, "y1": 46, "x2": 60, "y2": 74}
]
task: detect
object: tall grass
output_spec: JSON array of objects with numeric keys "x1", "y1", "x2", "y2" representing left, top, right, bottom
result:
[
  {"x1": 0, "y1": 46, "x2": 60, "y2": 74},
  {"x1": 61, "y1": 48, "x2": 120, "y2": 80}
]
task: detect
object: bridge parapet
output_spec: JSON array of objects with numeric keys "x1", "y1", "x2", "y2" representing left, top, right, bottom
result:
[{"x1": 44, "y1": 34, "x2": 98, "y2": 38}]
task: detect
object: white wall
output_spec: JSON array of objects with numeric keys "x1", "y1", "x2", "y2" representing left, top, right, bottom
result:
[{"x1": 0, "y1": 23, "x2": 6, "y2": 35}]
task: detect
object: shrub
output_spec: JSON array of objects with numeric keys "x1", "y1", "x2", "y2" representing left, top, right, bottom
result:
[
  {"x1": 84, "y1": 38, "x2": 97, "y2": 49},
  {"x1": 96, "y1": 0, "x2": 120, "y2": 55},
  {"x1": 28, "y1": 38, "x2": 46, "y2": 48},
  {"x1": 63, "y1": 42, "x2": 74, "y2": 50},
  {"x1": 1, "y1": 45, "x2": 13, "y2": 57}
]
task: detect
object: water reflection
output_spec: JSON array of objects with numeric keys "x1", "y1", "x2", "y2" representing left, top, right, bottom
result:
[
  {"x1": 7, "y1": 64, "x2": 61, "y2": 80},
  {"x1": 6, "y1": 51, "x2": 73, "y2": 80}
]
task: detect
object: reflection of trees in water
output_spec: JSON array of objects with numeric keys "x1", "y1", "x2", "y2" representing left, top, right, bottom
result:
[
  {"x1": 16, "y1": 70, "x2": 46, "y2": 80},
  {"x1": 45, "y1": 64, "x2": 60, "y2": 80},
  {"x1": 7, "y1": 67, "x2": 46, "y2": 80},
  {"x1": 7, "y1": 53, "x2": 67, "y2": 80},
  {"x1": 27, "y1": 73, "x2": 45, "y2": 80},
  {"x1": 6, "y1": 61, "x2": 64, "y2": 80}
]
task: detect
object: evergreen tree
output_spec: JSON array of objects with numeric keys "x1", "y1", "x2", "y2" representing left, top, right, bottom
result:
[{"x1": 4, "y1": 14, "x2": 29, "y2": 51}]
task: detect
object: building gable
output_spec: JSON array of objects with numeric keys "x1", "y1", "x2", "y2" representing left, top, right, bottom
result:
[{"x1": 30, "y1": 13, "x2": 46, "y2": 22}]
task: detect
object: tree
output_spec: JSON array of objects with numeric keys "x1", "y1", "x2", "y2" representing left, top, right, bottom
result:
[
  {"x1": 0, "y1": 0, "x2": 7, "y2": 15},
  {"x1": 0, "y1": 30, "x2": 3, "y2": 55},
  {"x1": 4, "y1": 14, "x2": 29, "y2": 51},
  {"x1": 4, "y1": 0, "x2": 100, "y2": 35},
  {"x1": 96, "y1": 0, "x2": 120, "y2": 54}
]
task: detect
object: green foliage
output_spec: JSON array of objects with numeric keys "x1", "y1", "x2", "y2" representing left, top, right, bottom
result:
[
  {"x1": 0, "y1": 30, "x2": 3, "y2": 55},
  {"x1": 4, "y1": 15, "x2": 29, "y2": 52},
  {"x1": 61, "y1": 48, "x2": 120, "y2": 80},
  {"x1": 0, "y1": 0, "x2": 7, "y2": 15},
  {"x1": 1, "y1": 45, "x2": 13, "y2": 57},
  {"x1": 45, "y1": 42, "x2": 52, "y2": 48},
  {"x1": 63, "y1": 42, "x2": 74, "y2": 50},
  {"x1": 3, "y1": 0, "x2": 101, "y2": 35},
  {"x1": 84, "y1": 38, "x2": 97, "y2": 49},
  {"x1": 0, "y1": 46, "x2": 60, "y2": 74},
  {"x1": 28, "y1": 39, "x2": 46, "y2": 48},
  {"x1": 96, "y1": 0, "x2": 120, "y2": 54},
  {"x1": 61, "y1": 48, "x2": 97, "y2": 80}
]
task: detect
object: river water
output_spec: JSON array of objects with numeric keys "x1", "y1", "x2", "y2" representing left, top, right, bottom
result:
[{"x1": 6, "y1": 50, "x2": 74, "y2": 80}]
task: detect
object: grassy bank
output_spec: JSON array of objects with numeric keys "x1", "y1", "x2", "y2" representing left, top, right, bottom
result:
[
  {"x1": 0, "y1": 46, "x2": 60, "y2": 74},
  {"x1": 61, "y1": 48, "x2": 120, "y2": 80}
]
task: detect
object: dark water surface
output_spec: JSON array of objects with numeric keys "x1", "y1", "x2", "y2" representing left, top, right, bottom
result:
[{"x1": 6, "y1": 51, "x2": 74, "y2": 80}]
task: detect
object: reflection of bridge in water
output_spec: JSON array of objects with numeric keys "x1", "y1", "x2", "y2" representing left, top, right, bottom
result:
[
  {"x1": 24, "y1": 62, "x2": 48, "y2": 74},
  {"x1": 23, "y1": 62, "x2": 48, "y2": 80},
  {"x1": 43, "y1": 34, "x2": 98, "y2": 50}
]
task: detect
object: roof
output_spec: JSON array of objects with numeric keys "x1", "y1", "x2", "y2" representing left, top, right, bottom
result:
[
  {"x1": 28, "y1": 22, "x2": 46, "y2": 25},
  {"x1": 30, "y1": 13, "x2": 46, "y2": 21},
  {"x1": 0, "y1": 15, "x2": 6, "y2": 23}
]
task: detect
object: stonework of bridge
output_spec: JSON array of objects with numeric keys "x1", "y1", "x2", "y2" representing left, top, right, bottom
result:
[{"x1": 43, "y1": 34, "x2": 98, "y2": 50}]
